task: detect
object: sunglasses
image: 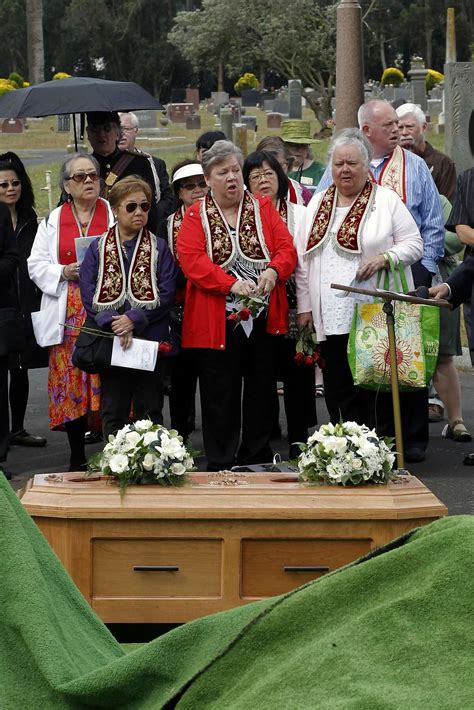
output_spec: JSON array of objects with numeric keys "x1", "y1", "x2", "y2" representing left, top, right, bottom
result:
[
  {"x1": 180, "y1": 180, "x2": 207, "y2": 190},
  {"x1": 67, "y1": 171, "x2": 100, "y2": 183},
  {"x1": 123, "y1": 201, "x2": 151, "y2": 213},
  {"x1": 0, "y1": 179, "x2": 21, "y2": 189}
]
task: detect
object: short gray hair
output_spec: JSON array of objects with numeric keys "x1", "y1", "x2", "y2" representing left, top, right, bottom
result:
[
  {"x1": 201, "y1": 140, "x2": 243, "y2": 177},
  {"x1": 119, "y1": 111, "x2": 139, "y2": 129},
  {"x1": 357, "y1": 99, "x2": 392, "y2": 128},
  {"x1": 59, "y1": 153, "x2": 100, "y2": 198},
  {"x1": 328, "y1": 128, "x2": 372, "y2": 167},
  {"x1": 395, "y1": 103, "x2": 426, "y2": 124}
]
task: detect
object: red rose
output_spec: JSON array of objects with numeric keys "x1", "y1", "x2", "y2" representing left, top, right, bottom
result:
[
  {"x1": 227, "y1": 313, "x2": 238, "y2": 321},
  {"x1": 304, "y1": 355, "x2": 314, "y2": 366},
  {"x1": 239, "y1": 307, "x2": 251, "y2": 321},
  {"x1": 159, "y1": 341, "x2": 173, "y2": 354},
  {"x1": 294, "y1": 352, "x2": 305, "y2": 364}
]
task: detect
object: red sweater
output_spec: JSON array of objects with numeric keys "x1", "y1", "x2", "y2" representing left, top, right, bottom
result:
[{"x1": 177, "y1": 194, "x2": 297, "y2": 349}]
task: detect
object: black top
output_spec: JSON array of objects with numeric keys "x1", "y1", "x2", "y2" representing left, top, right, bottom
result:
[{"x1": 0, "y1": 204, "x2": 18, "y2": 310}]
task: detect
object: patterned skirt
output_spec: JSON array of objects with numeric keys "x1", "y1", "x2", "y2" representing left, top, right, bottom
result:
[{"x1": 48, "y1": 282, "x2": 101, "y2": 430}]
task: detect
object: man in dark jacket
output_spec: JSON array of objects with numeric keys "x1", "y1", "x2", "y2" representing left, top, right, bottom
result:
[
  {"x1": 0, "y1": 204, "x2": 19, "y2": 480},
  {"x1": 86, "y1": 111, "x2": 171, "y2": 235}
]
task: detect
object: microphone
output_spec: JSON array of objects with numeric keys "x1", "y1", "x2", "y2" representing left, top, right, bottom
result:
[{"x1": 407, "y1": 286, "x2": 430, "y2": 299}]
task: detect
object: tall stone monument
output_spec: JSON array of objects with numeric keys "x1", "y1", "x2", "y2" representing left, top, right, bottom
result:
[
  {"x1": 335, "y1": 0, "x2": 364, "y2": 130},
  {"x1": 439, "y1": 7, "x2": 457, "y2": 131},
  {"x1": 444, "y1": 62, "x2": 474, "y2": 175},
  {"x1": 408, "y1": 57, "x2": 428, "y2": 111},
  {"x1": 288, "y1": 80, "x2": 303, "y2": 119}
]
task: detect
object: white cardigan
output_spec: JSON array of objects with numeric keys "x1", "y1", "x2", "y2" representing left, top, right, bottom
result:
[
  {"x1": 295, "y1": 184, "x2": 423, "y2": 342},
  {"x1": 27, "y1": 199, "x2": 115, "y2": 347}
]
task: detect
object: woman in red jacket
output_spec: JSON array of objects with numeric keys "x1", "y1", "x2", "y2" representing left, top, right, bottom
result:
[{"x1": 177, "y1": 140, "x2": 296, "y2": 470}]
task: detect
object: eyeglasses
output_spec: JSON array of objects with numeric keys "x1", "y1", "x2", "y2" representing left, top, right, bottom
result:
[
  {"x1": 180, "y1": 180, "x2": 207, "y2": 190},
  {"x1": 123, "y1": 201, "x2": 151, "y2": 213},
  {"x1": 0, "y1": 179, "x2": 21, "y2": 189},
  {"x1": 248, "y1": 170, "x2": 276, "y2": 183},
  {"x1": 88, "y1": 123, "x2": 116, "y2": 134},
  {"x1": 121, "y1": 126, "x2": 137, "y2": 133},
  {"x1": 66, "y1": 171, "x2": 100, "y2": 183}
]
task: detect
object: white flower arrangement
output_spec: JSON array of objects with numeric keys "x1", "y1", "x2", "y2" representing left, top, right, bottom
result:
[
  {"x1": 88, "y1": 420, "x2": 195, "y2": 494},
  {"x1": 297, "y1": 421, "x2": 395, "y2": 486}
]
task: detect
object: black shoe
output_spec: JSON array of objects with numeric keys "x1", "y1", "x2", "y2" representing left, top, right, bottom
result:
[
  {"x1": 84, "y1": 431, "x2": 103, "y2": 445},
  {"x1": 10, "y1": 429, "x2": 47, "y2": 447},
  {"x1": 0, "y1": 466, "x2": 12, "y2": 480},
  {"x1": 404, "y1": 448, "x2": 426, "y2": 463}
]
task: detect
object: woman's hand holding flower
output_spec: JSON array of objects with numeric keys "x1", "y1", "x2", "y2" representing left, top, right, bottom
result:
[
  {"x1": 230, "y1": 279, "x2": 256, "y2": 297},
  {"x1": 296, "y1": 312, "x2": 313, "y2": 330},
  {"x1": 256, "y1": 268, "x2": 278, "y2": 295}
]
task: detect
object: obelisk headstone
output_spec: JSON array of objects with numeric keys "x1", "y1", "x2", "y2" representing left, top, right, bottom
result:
[
  {"x1": 439, "y1": 7, "x2": 457, "y2": 131},
  {"x1": 335, "y1": 0, "x2": 364, "y2": 131},
  {"x1": 288, "y1": 80, "x2": 303, "y2": 119},
  {"x1": 408, "y1": 56, "x2": 428, "y2": 111}
]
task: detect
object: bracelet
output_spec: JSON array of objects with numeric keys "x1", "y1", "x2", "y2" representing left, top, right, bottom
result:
[{"x1": 382, "y1": 253, "x2": 390, "y2": 268}]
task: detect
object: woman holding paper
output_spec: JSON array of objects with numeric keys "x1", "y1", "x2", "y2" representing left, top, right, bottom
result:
[
  {"x1": 28, "y1": 154, "x2": 114, "y2": 471},
  {"x1": 79, "y1": 176, "x2": 177, "y2": 439}
]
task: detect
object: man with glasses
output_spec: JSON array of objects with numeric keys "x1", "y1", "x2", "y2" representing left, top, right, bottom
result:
[
  {"x1": 118, "y1": 112, "x2": 175, "y2": 233},
  {"x1": 86, "y1": 111, "x2": 169, "y2": 236}
]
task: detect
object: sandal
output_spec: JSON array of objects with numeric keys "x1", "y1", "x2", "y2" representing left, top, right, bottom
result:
[{"x1": 442, "y1": 420, "x2": 472, "y2": 443}]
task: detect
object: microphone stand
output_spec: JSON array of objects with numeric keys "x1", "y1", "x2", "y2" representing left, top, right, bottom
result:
[{"x1": 331, "y1": 283, "x2": 451, "y2": 470}]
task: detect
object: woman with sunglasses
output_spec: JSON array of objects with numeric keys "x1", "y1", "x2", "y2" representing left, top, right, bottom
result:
[
  {"x1": 243, "y1": 150, "x2": 316, "y2": 459},
  {"x1": 167, "y1": 160, "x2": 209, "y2": 441},
  {"x1": 79, "y1": 176, "x2": 177, "y2": 439},
  {"x1": 0, "y1": 152, "x2": 47, "y2": 450},
  {"x1": 28, "y1": 154, "x2": 114, "y2": 471}
]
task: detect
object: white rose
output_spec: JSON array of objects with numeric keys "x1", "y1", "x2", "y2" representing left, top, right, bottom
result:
[
  {"x1": 158, "y1": 434, "x2": 185, "y2": 459},
  {"x1": 123, "y1": 431, "x2": 142, "y2": 451},
  {"x1": 109, "y1": 453, "x2": 129, "y2": 473},
  {"x1": 143, "y1": 431, "x2": 158, "y2": 446},
  {"x1": 134, "y1": 419, "x2": 153, "y2": 432},
  {"x1": 351, "y1": 458, "x2": 362, "y2": 470},
  {"x1": 323, "y1": 436, "x2": 347, "y2": 454},
  {"x1": 143, "y1": 453, "x2": 156, "y2": 471},
  {"x1": 171, "y1": 462, "x2": 186, "y2": 476}
]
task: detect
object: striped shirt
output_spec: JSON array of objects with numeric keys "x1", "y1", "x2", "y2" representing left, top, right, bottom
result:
[{"x1": 315, "y1": 148, "x2": 445, "y2": 273}]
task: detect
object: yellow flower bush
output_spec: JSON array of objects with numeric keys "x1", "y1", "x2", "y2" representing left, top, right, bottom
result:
[
  {"x1": 381, "y1": 67, "x2": 404, "y2": 87},
  {"x1": 426, "y1": 69, "x2": 444, "y2": 92},
  {"x1": 52, "y1": 72, "x2": 72, "y2": 80},
  {"x1": 234, "y1": 72, "x2": 259, "y2": 95}
]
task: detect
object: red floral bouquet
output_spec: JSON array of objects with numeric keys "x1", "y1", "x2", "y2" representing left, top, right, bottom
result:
[
  {"x1": 295, "y1": 326, "x2": 324, "y2": 367},
  {"x1": 158, "y1": 341, "x2": 173, "y2": 355},
  {"x1": 227, "y1": 295, "x2": 267, "y2": 324}
]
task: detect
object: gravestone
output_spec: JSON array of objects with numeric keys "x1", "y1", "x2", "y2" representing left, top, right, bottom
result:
[
  {"x1": 241, "y1": 115, "x2": 257, "y2": 131},
  {"x1": 234, "y1": 124, "x2": 248, "y2": 157},
  {"x1": 263, "y1": 99, "x2": 275, "y2": 112},
  {"x1": 381, "y1": 85, "x2": 395, "y2": 102},
  {"x1": 394, "y1": 84, "x2": 411, "y2": 102},
  {"x1": 211, "y1": 91, "x2": 229, "y2": 107},
  {"x1": 230, "y1": 105, "x2": 241, "y2": 124},
  {"x1": 241, "y1": 89, "x2": 260, "y2": 107},
  {"x1": 408, "y1": 57, "x2": 428, "y2": 111},
  {"x1": 135, "y1": 109, "x2": 157, "y2": 128},
  {"x1": 267, "y1": 113, "x2": 283, "y2": 129},
  {"x1": 206, "y1": 100, "x2": 216, "y2": 114},
  {"x1": 273, "y1": 97, "x2": 289, "y2": 115},
  {"x1": 186, "y1": 88, "x2": 200, "y2": 111},
  {"x1": 57, "y1": 115, "x2": 70, "y2": 132},
  {"x1": 1, "y1": 118, "x2": 23, "y2": 133},
  {"x1": 288, "y1": 80, "x2": 302, "y2": 119},
  {"x1": 444, "y1": 62, "x2": 474, "y2": 175},
  {"x1": 220, "y1": 108, "x2": 234, "y2": 141},
  {"x1": 427, "y1": 99, "x2": 442, "y2": 121},
  {"x1": 168, "y1": 103, "x2": 194, "y2": 123},
  {"x1": 186, "y1": 115, "x2": 201, "y2": 130},
  {"x1": 429, "y1": 86, "x2": 443, "y2": 101}
]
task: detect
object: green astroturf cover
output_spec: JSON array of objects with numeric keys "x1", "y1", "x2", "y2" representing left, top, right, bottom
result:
[{"x1": 1, "y1": 474, "x2": 473, "y2": 709}]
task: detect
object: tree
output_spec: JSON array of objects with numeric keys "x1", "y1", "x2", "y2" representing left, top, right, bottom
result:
[
  {"x1": 168, "y1": 0, "x2": 337, "y2": 127},
  {"x1": 26, "y1": 0, "x2": 44, "y2": 84}
]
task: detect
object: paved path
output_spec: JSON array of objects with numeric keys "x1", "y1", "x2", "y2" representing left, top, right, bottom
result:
[{"x1": 7, "y1": 363, "x2": 474, "y2": 515}]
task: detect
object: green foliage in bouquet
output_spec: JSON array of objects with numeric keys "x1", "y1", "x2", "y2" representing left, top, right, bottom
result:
[
  {"x1": 381, "y1": 68, "x2": 404, "y2": 87},
  {"x1": 88, "y1": 420, "x2": 195, "y2": 496},
  {"x1": 297, "y1": 421, "x2": 395, "y2": 486}
]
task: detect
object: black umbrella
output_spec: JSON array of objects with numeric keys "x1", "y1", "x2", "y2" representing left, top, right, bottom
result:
[{"x1": 0, "y1": 76, "x2": 163, "y2": 149}]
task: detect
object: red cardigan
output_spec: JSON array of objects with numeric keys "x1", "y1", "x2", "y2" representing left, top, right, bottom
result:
[{"x1": 176, "y1": 194, "x2": 297, "y2": 349}]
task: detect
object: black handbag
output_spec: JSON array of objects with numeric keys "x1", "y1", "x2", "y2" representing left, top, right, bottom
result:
[
  {"x1": 71, "y1": 316, "x2": 113, "y2": 374},
  {"x1": 0, "y1": 306, "x2": 26, "y2": 357}
]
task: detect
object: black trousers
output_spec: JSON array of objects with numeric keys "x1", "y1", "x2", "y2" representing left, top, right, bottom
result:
[
  {"x1": 320, "y1": 333, "x2": 428, "y2": 453},
  {"x1": 169, "y1": 349, "x2": 198, "y2": 441},
  {"x1": 100, "y1": 363, "x2": 164, "y2": 440},
  {"x1": 0, "y1": 357, "x2": 9, "y2": 463},
  {"x1": 276, "y1": 336, "x2": 317, "y2": 447},
  {"x1": 196, "y1": 317, "x2": 278, "y2": 471}
]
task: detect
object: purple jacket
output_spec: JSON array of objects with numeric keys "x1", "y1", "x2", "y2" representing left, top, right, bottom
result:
[{"x1": 79, "y1": 234, "x2": 177, "y2": 343}]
